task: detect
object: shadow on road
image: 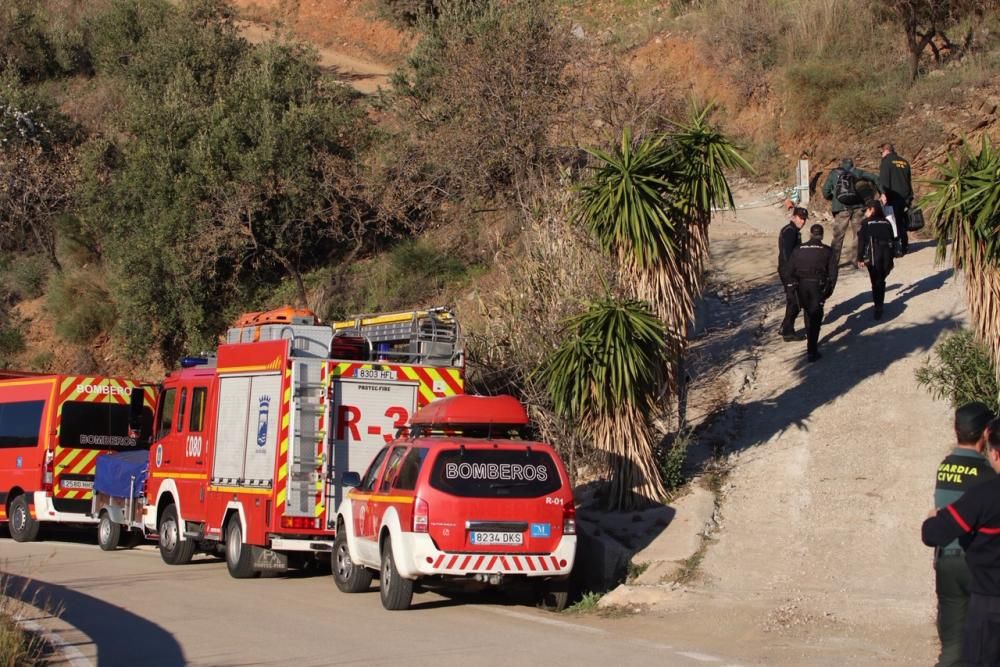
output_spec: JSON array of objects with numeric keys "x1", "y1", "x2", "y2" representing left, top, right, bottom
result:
[
  {"x1": 725, "y1": 267, "x2": 960, "y2": 455},
  {"x1": 3, "y1": 572, "x2": 187, "y2": 666}
]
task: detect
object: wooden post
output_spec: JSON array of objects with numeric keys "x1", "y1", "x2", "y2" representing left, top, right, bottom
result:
[{"x1": 797, "y1": 155, "x2": 810, "y2": 206}]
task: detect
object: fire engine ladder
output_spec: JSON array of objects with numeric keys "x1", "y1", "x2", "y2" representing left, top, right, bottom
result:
[
  {"x1": 332, "y1": 308, "x2": 462, "y2": 367},
  {"x1": 285, "y1": 356, "x2": 327, "y2": 518}
]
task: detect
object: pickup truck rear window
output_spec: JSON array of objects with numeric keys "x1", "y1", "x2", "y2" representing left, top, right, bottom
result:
[{"x1": 429, "y1": 449, "x2": 561, "y2": 498}]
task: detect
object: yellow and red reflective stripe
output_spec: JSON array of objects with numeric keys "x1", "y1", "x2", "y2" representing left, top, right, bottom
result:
[{"x1": 347, "y1": 493, "x2": 415, "y2": 504}]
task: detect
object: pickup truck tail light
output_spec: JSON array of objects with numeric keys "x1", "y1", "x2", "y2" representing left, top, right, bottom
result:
[
  {"x1": 413, "y1": 497, "x2": 429, "y2": 533},
  {"x1": 562, "y1": 503, "x2": 576, "y2": 535}
]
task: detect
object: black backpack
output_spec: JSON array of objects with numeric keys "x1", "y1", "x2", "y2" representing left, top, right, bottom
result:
[{"x1": 834, "y1": 169, "x2": 863, "y2": 207}]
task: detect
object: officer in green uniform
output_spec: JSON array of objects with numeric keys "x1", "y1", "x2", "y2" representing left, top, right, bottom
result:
[{"x1": 932, "y1": 402, "x2": 996, "y2": 666}]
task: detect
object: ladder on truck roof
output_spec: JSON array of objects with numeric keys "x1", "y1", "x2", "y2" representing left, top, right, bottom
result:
[
  {"x1": 285, "y1": 356, "x2": 326, "y2": 519},
  {"x1": 332, "y1": 307, "x2": 462, "y2": 368}
]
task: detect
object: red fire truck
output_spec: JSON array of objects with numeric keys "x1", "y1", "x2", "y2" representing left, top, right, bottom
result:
[
  {"x1": 134, "y1": 307, "x2": 464, "y2": 577},
  {"x1": 0, "y1": 373, "x2": 154, "y2": 541}
]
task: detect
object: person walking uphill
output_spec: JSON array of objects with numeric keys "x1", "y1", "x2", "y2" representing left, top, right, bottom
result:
[
  {"x1": 787, "y1": 224, "x2": 836, "y2": 362},
  {"x1": 924, "y1": 418, "x2": 1000, "y2": 666},
  {"x1": 778, "y1": 207, "x2": 808, "y2": 341},
  {"x1": 930, "y1": 403, "x2": 996, "y2": 667},
  {"x1": 856, "y1": 199, "x2": 896, "y2": 320},
  {"x1": 879, "y1": 143, "x2": 914, "y2": 255},
  {"x1": 822, "y1": 158, "x2": 881, "y2": 288}
]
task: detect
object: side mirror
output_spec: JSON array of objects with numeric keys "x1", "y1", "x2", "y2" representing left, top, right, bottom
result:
[{"x1": 341, "y1": 472, "x2": 362, "y2": 489}]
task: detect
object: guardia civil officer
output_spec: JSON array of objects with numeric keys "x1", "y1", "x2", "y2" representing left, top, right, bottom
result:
[
  {"x1": 924, "y1": 419, "x2": 1000, "y2": 666},
  {"x1": 787, "y1": 224, "x2": 836, "y2": 362},
  {"x1": 856, "y1": 199, "x2": 896, "y2": 321},
  {"x1": 778, "y1": 207, "x2": 808, "y2": 341},
  {"x1": 879, "y1": 143, "x2": 914, "y2": 255},
  {"x1": 929, "y1": 402, "x2": 996, "y2": 667}
]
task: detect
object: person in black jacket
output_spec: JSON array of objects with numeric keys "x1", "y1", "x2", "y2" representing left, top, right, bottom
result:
[
  {"x1": 879, "y1": 143, "x2": 914, "y2": 255},
  {"x1": 924, "y1": 419, "x2": 1000, "y2": 666},
  {"x1": 787, "y1": 224, "x2": 836, "y2": 362},
  {"x1": 856, "y1": 199, "x2": 896, "y2": 320},
  {"x1": 778, "y1": 207, "x2": 808, "y2": 341}
]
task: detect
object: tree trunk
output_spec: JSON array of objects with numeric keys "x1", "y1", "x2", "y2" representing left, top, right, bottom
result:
[{"x1": 268, "y1": 249, "x2": 308, "y2": 309}]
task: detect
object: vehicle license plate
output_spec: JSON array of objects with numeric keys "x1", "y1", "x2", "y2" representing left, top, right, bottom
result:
[
  {"x1": 354, "y1": 368, "x2": 398, "y2": 381},
  {"x1": 470, "y1": 531, "x2": 523, "y2": 546}
]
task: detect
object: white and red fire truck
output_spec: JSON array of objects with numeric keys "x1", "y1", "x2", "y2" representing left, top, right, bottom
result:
[
  {"x1": 118, "y1": 307, "x2": 464, "y2": 577},
  {"x1": 0, "y1": 373, "x2": 154, "y2": 541}
]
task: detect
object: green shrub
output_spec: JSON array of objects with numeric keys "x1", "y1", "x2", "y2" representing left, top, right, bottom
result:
[
  {"x1": 0, "y1": 322, "x2": 25, "y2": 362},
  {"x1": 825, "y1": 85, "x2": 904, "y2": 131},
  {"x1": 329, "y1": 240, "x2": 480, "y2": 318},
  {"x1": 916, "y1": 328, "x2": 999, "y2": 413},
  {"x1": 47, "y1": 271, "x2": 116, "y2": 344},
  {"x1": 658, "y1": 429, "x2": 691, "y2": 493},
  {"x1": 4, "y1": 255, "x2": 49, "y2": 300},
  {"x1": 29, "y1": 350, "x2": 54, "y2": 371},
  {"x1": 376, "y1": 0, "x2": 442, "y2": 27}
]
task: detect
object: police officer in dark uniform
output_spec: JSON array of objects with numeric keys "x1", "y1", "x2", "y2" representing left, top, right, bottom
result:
[
  {"x1": 856, "y1": 199, "x2": 896, "y2": 320},
  {"x1": 924, "y1": 418, "x2": 1000, "y2": 666},
  {"x1": 879, "y1": 143, "x2": 914, "y2": 255},
  {"x1": 930, "y1": 402, "x2": 996, "y2": 667},
  {"x1": 778, "y1": 207, "x2": 808, "y2": 341},
  {"x1": 787, "y1": 224, "x2": 836, "y2": 362}
]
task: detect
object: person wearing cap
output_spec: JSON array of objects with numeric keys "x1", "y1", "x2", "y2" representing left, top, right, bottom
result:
[
  {"x1": 778, "y1": 207, "x2": 808, "y2": 341},
  {"x1": 856, "y1": 199, "x2": 896, "y2": 320},
  {"x1": 879, "y1": 143, "x2": 914, "y2": 255},
  {"x1": 924, "y1": 414, "x2": 1000, "y2": 666},
  {"x1": 786, "y1": 223, "x2": 835, "y2": 362},
  {"x1": 928, "y1": 403, "x2": 997, "y2": 667},
  {"x1": 821, "y1": 157, "x2": 881, "y2": 290}
]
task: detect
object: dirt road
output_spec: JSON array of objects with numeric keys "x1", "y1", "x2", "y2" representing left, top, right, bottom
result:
[
  {"x1": 608, "y1": 194, "x2": 961, "y2": 665},
  {"x1": 238, "y1": 20, "x2": 392, "y2": 94}
]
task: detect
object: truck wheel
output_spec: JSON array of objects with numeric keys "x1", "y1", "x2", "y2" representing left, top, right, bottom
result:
[
  {"x1": 8, "y1": 495, "x2": 39, "y2": 543},
  {"x1": 379, "y1": 537, "x2": 413, "y2": 611},
  {"x1": 158, "y1": 505, "x2": 194, "y2": 565},
  {"x1": 333, "y1": 530, "x2": 372, "y2": 593},
  {"x1": 225, "y1": 518, "x2": 258, "y2": 579},
  {"x1": 536, "y1": 577, "x2": 571, "y2": 612},
  {"x1": 98, "y1": 512, "x2": 120, "y2": 551}
]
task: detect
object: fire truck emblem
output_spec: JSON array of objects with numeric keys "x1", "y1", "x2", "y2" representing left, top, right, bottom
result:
[{"x1": 256, "y1": 396, "x2": 271, "y2": 448}]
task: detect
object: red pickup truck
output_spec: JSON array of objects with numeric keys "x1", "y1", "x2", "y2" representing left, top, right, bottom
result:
[{"x1": 332, "y1": 394, "x2": 577, "y2": 611}]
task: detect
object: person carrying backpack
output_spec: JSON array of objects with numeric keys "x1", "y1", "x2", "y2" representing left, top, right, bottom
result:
[{"x1": 822, "y1": 157, "x2": 881, "y2": 291}]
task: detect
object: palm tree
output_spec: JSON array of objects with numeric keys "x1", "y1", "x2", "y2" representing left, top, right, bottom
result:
[
  {"x1": 539, "y1": 296, "x2": 669, "y2": 509},
  {"x1": 573, "y1": 105, "x2": 749, "y2": 421},
  {"x1": 922, "y1": 137, "x2": 1000, "y2": 387}
]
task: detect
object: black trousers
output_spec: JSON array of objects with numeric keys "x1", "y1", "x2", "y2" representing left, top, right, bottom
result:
[
  {"x1": 867, "y1": 265, "x2": 887, "y2": 310},
  {"x1": 866, "y1": 243, "x2": 894, "y2": 311},
  {"x1": 962, "y1": 593, "x2": 1000, "y2": 665},
  {"x1": 888, "y1": 196, "x2": 910, "y2": 252},
  {"x1": 780, "y1": 283, "x2": 800, "y2": 335},
  {"x1": 796, "y1": 280, "x2": 824, "y2": 355},
  {"x1": 936, "y1": 552, "x2": 971, "y2": 667}
]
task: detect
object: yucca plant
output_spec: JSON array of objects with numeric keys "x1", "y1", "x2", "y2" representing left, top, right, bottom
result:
[
  {"x1": 539, "y1": 296, "x2": 669, "y2": 509},
  {"x1": 922, "y1": 137, "x2": 1000, "y2": 389},
  {"x1": 573, "y1": 105, "x2": 749, "y2": 420}
]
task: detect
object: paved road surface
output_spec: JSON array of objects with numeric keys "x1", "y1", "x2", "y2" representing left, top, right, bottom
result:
[{"x1": 1, "y1": 533, "x2": 743, "y2": 666}]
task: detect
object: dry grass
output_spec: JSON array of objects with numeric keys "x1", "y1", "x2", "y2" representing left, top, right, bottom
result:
[{"x1": 0, "y1": 571, "x2": 52, "y2": 667}]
